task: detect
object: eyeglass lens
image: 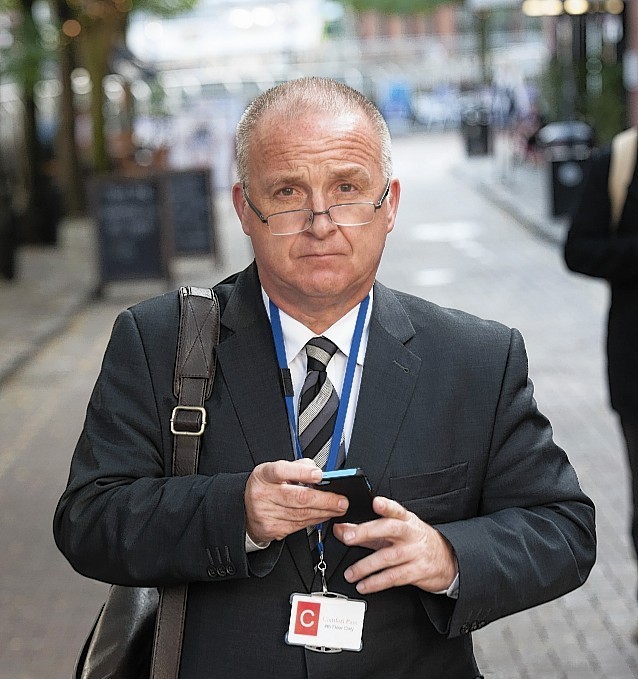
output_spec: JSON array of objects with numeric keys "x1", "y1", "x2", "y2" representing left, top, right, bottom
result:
[{"x1": 268, "y1": 203, "x2": 375, "y2": 235}]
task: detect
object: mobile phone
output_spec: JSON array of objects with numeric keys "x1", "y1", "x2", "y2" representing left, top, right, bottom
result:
[{"x1": 313, "y1": 468, "x2": 378, "y2": 523}]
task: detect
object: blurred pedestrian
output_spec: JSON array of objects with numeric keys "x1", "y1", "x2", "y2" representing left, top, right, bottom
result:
[
  {"x1": 55, "y1": 77, "x2": 595, "y2": 678},
  {"x1": 564, "y1": 126, "x2": 638, "y2": 636}
]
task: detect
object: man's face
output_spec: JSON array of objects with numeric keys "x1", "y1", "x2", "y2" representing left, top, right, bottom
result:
[{"x1": 232, "y1": 109, "x2": 400, "y2": 318}]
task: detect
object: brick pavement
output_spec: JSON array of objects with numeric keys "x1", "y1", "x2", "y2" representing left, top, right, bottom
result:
[{"x1": 1, "y1": 130, "x2": 636, "y2": 678}]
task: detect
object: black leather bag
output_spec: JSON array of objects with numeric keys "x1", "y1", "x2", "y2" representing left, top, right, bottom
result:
[
  {"x1": 75, "y1": 586, "x2": 158, "y2": 679},
  {"x1": 74, "y1": 287, "x2": 220, "y2": 679}
]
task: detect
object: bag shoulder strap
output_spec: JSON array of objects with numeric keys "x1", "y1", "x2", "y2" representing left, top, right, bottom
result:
[
  {"x1": 151, "y1": 286, "x2": 220, "y2": 679},
  {"x1": 171, "y1": 286, "x2": 220, "y2": 475},
  {"x1": 609, "y1": 127, "x2": 638, "y2": 230}
]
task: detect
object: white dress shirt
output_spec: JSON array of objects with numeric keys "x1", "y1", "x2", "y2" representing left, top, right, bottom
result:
[{"x1": 262, "y1": 287, "x2": 373, "y2": 452}]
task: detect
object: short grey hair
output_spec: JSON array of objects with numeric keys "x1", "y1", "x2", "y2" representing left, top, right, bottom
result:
[{"x1": 235, "y1": 77, "x2": 392, "y2": 186}]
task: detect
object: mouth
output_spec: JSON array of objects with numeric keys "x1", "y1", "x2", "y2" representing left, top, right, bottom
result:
[{"x1": 301, "y1": 252, "x2": 342, "y2": 258}]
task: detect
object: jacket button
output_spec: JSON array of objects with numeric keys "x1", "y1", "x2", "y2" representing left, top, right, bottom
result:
[
  {"x1": 226, "y1": 564, "x2": 236, "y2": 576},
  {"x1": 460, "y1": 624, "x2": 470, "y2": 634},
  {"x1": 207, "y1": 567, "x2": 217, "y2": 578},
  {"x1": 216, "y1": 566, "x2": 227, "y2": 577}
]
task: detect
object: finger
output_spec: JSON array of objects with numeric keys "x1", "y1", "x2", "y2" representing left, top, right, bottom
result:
[
  {"x1": 343, "y1": 539, "x2": 416, "y2": 583},
  {"x1": 339, "y1": 499, "x2": 423, "y2": 547},
  {"x1": 295, "y1": 457, "x2": 320, "y2": 468},
  {"x1": 278, "y1": 484, "x2": 349, "y2": 515},
  {"x1": 347, "y1": 561, "x2": 419, "y2": 595},
  {"x1": 372, "y1": 496, "x2": 410, "y2": 519},
  {"x1": 336, "y1": 512, "x2": 411, "y2": 548},
  {"x1": 256, "y1": 459, "x2": 323, "y2": 486}
]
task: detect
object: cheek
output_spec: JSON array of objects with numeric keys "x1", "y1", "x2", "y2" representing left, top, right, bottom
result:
[
  {"x1": 257, "y1": 237, "x2": 294, "y2": 269},
  {"x1": 351, "y1": 230, "x2": 385, "y2": 262}
]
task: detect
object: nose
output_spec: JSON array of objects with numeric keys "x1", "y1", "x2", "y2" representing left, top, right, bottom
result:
[{"x1": 308, "y1": 208, "x2": 337, "y2": 237}]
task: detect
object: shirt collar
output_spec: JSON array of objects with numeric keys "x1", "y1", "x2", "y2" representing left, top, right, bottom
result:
[{"x1": 261, "y1": 288, "x2": 373, "y2": 366}]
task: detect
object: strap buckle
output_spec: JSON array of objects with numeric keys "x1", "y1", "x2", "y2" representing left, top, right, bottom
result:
[{"x1": 170, "y1": 406, "x2": 207, "y2": 436}]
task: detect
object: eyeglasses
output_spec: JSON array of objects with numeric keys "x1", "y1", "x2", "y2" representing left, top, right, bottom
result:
[{"x1": 242, "y1": 180, "x2": 391, "y2": 236}]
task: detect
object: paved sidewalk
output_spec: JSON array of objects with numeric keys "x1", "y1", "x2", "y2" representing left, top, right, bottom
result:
[
  {"x1": 1, "y1": 131, "x2": 635, "y2": 678},
  {"x1": 455, "y1": 131, "x2": 569, "y2": 245}
]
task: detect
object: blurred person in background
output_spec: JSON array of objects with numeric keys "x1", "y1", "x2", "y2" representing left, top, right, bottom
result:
[
  {"x1": 55, "y1": 77, "x2": 595, "y2": 678},
  {"x1": 564, "y1": 126, "x2": 638, "y2": 638}
]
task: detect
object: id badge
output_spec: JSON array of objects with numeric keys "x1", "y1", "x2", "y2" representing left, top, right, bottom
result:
[{"x1": 285, "y1": 591, "x2": 366, "y2": 653}]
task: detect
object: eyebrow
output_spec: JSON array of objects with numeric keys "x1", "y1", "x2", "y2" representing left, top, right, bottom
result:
[
  {"x1": 264, "y1": 166, "x2": 374, "y2": 191},
  {"x1": 329, "y1": 167, "x2": 374, "y2": 185}
]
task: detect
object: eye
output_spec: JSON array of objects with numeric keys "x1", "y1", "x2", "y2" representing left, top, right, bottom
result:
[
  {"x1": 338, "y1": 183, "x2": 355, "y2": 193},
  {"x1": 278, "y1": 187, "x2": 295, "y2": 197}
]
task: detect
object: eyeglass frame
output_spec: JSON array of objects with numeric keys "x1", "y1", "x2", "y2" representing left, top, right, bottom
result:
[{"x1": 241, "y1": 179, "x2": 392, "y2": 236}]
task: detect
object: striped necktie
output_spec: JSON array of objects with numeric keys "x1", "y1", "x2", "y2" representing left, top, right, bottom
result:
[
  {"x1": 298, "y1": 336, "x2": 345, "y2": 470},
  {"x1": 299, "y1": 336, "x2": 346, "y2": 555}
]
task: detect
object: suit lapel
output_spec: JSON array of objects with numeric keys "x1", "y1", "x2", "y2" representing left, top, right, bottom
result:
[
  {"x1": 215, "y1": 264, "x2": 314, "y2": 588},
  {"x1": 324, "y1": 282, "x2": 422, "y2": 582},
  {"x1": 215, "y1": 264, "x2": 293, "y2": 467}
]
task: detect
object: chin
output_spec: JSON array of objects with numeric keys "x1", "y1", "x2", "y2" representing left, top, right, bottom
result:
[{"x1": 297, "y1": 272, "x2": 346, "y2": 295}]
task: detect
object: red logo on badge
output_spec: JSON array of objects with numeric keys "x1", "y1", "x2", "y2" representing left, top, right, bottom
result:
[{"x1": 294, "y1": 600, "x2": 321, "y2": 636}]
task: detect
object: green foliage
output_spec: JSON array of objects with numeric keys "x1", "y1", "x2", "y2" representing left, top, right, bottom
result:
[
  {"x1": 343, "y1": 0, "x2": 458, "y2": 14},
  {"x1": 1, "y1": 9, "x2": 53, "y2": 91},
  {"x1": 539, "y1": 57, "x2": 626, "y2": 146},
  {"x1": 133, "y1": 0, "x2": 198, "y2": 18},
  {"x1": 581, "y1": 62, "x2": 626, "y2": 145}
]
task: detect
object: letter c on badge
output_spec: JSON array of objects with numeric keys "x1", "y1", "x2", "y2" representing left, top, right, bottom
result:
[
  {"x1": 294, "y1": 601, "x2": 321, "y2": 636},
  {"x1": 300, "y1": 610, "x2": 315, "y2": 627}
]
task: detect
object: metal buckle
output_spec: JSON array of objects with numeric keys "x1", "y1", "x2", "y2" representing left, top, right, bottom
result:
[{"x1": 170, "y1": 406, "x2": 207, "y2": 436}]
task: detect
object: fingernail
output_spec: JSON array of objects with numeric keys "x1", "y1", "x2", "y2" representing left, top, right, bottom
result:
[
  {"x1": 338, "y1": 499, "x2": 348, "y2": 510},
  {"x1": 344, "y1": 568, "x2": 353, "y2": 582},
  {"x1": 343, "y1": 530, "x2": 355, "y2": 542},
  {"x1": 310, "y1": 469, "x2": 322, "y2": 481}
]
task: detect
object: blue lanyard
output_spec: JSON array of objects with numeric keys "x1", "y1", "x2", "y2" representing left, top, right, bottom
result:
[{"x1": 269, "y1": 295, "x2": 369, "y2": 472}]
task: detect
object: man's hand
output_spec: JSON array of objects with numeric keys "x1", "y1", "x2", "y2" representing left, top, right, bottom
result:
[
  {"x1": 332, "y1": 496, "x2": 457, "y2": 595},
  {"x1": 245, "y1": 459, "x2": 349, "y2": 544}
]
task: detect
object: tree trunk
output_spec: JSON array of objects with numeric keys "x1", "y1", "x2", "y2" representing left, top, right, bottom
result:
[
  {"x1": 81, "y1": 15, "x2": 122, "y2": 174},
  {"x1": 0, "y1": 162, "x2": 17, "y2": 279},
  {"x1": 54, "y1": 0, "x2": 85, "y2": 214},
  {"x1": 18, "y1": 0, "x2": 59, "y2": 244}
]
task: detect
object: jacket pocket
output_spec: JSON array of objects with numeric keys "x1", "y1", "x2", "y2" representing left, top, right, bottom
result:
[{"x1": 389, "y1": 462, "x2": 468, "y2": 523}]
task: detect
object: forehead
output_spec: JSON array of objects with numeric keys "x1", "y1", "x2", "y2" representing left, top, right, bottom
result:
[{"x1": 247, "y1": 109, "x2": 383, "y2": 183}]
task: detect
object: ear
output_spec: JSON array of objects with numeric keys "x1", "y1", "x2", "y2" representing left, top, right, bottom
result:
[
  {"x1": 385, "y1": 178, "x2": 401, "y2": 234},
  {"x1": 232, "y1": 182, "x2": 250, "y2": 235}
]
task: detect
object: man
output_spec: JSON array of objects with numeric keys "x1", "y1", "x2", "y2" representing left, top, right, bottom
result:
[
  {"x1": 564, "y1": 127, "x2": 638, "y2": 635},
  {"x1": 55, "y1": 78, "x2": 595, "y2": 678}
]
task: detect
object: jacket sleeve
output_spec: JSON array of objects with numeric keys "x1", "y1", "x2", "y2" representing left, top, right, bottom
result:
[
  {"x1": 564, "y1": 147, "x2": 638, "y2": 283},
  {"x1": 53, "y1": 307, "x2": 280, "y2": 587},
  {"x1": 433, "y1": 329, "x2": 596, "y2": 638}
]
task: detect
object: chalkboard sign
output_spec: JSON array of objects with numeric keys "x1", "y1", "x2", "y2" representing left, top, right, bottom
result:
[
  {"x1": 162, "y1": 169, "x2": 216, "y2": 256},
  {"x1": 91, "y1": 176, "x2": 169, "y2": 285}
]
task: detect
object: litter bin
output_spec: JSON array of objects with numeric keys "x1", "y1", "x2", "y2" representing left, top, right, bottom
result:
[
  {"x1": 537, "y1": 121, "x2": 594, "y2": 217},
  {"x1": 461, "y1": 106, "x2": 491, "y2": 157}
]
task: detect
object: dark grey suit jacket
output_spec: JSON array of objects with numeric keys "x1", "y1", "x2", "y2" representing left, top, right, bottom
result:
[{"x1": 54, "y1": 262, "x2": 595, "y2": 679}]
